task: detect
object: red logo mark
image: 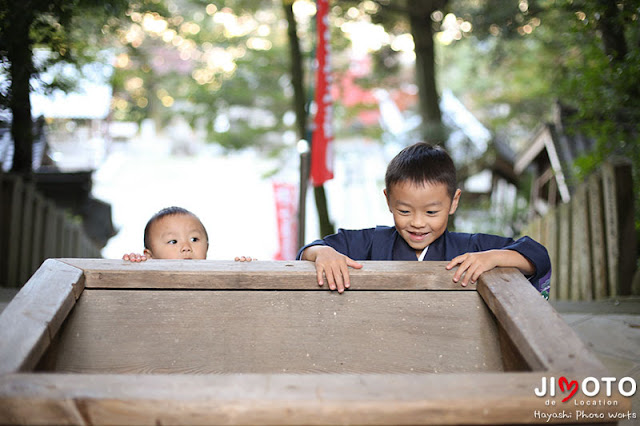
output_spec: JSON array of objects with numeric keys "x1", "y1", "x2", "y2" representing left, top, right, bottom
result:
[{"x1": 559, "y1": 376, "x2": 579, "y2": 402}]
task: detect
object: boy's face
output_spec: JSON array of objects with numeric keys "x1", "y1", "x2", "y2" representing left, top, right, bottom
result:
[
  {"x1": 144, "y1": 214, "x2": 208, "y2": 260},
  {"x1": 384, "y1": 180, "x2": 461, "y2": 256}
]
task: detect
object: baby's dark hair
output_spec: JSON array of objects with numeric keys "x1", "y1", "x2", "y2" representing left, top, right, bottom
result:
[
  {"x1": 385, "y1": 142, "x2": 457, "y2": 199},
  {"x1": 143, "y1": 206, "x2": 208, "y2": 249}
]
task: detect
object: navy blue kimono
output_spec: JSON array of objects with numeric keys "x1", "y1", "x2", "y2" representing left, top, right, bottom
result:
[{"x1": 297, "y1": 226, "x2": 551, "y2": 297}]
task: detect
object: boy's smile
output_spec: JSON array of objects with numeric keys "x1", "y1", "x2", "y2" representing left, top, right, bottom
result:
[{"x1": 384, "y1": 180, "x2": 461, "y2": 258}]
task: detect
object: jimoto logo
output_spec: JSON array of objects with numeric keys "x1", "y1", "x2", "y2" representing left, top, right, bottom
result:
[{"x1": 535, "y1": 376, "x2": 636, "y2": 402}]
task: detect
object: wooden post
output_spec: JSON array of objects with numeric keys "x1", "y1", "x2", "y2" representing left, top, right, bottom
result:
[
  {"x1": 587, "y1": 173, "x2": 608, "y2": 299},
  {"x1": 43, "y1": 200, "x2": 58, "y2": 260},
  {"x1": 30, "y1": 193, "x2": 45, "y2": 274},
  {"x1": 557, "y1": 202, "x2": 571, "y2": 300},
  {"x1": 7, "y1": 175, "x2": 24, "y2": 287},
  {"x1": 601, "y1": 159, "x2": 636, "y2": 296},
  {"x1": 570, "y1": 185, "x2": 592, "y2": 300},
  {"x1": 543, "y1": 208, "x2": 558, "y2": 300},
  {"x1": 0, "y1": 173, "x2": 6, "y2": 286},
  {"x1": 18, "y1": 182, "x2": 35, "y2": 286}
]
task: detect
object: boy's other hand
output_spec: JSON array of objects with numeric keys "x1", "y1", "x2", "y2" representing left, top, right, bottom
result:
[
  {"x1": 122, "y1": 253, "x2": 147, "y2": 262},
  {"x1": 446, "y1": 249, "x2": 535, "y2": 286},
  {"x1": 301, "y1": 246, "x2": 363, "y2": 293},
  {"x1": 234, "y1": 256, "x2": 256, "y2": 262},
  {"x1": 445, "y1": 251, "x2": 499, "y2": 287}
]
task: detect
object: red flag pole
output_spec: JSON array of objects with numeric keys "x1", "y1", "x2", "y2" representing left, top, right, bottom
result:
[{"x1": 310, "y1": 0, "x2": 334, "y2": 187}]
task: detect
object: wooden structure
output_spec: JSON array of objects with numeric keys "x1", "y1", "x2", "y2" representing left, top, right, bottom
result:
[
  {"x1": 0, "y1": 259, "x2": 631, "y2": 425},
  {"x1": 521, "y1": 159, "x2": 636, "y2": 301},
  {"x1": 514, "y1": 102, "x2": 596, "y2": 215},
  {"x1": 0, "y1": 173, "x2": 104, "y2": 288}
]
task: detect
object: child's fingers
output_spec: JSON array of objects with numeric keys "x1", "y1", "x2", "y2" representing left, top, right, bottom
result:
[
  {"x1": 316, "y1": 266, "x2": 325, "y2": 287},
  {"x1": 338, "y1": 264, "x2": 350, "y2": 291},
  {"x1": 452, "y1": 258, "x2": 470, "y2": 282},
  {"x1": 460, "y1": 264, "x2": 477, "y2": 286},
  {"x1": 325, "y1": 268, "x2": 338, "y2": 291},
  {"x1": 446, "y1": 254, "x2": 464, "y2": 270},
  {"x1": 234, "y1": 256, "x2": 255, "y2": 262},
  {"x1": 346, "y1": 258, "x2": 363, "y2": 270},
  {"x1": 123, "y1": 253, "x2": 144, "y2": 262}
]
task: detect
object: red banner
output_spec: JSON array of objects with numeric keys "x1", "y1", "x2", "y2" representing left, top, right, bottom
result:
[
  {"x1": 310, "y1": 0, "x2": 334, "y2": 186},
  {"x1": 272, "y1": 181, "x2": 298, "y2": 260}
]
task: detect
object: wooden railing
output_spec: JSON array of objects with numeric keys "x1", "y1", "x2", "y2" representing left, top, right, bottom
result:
[
  {"x1": 0, "y1": 173, "x2": 102, "y2": 288},
  {"x1": 521, "y1": 159, "x2": 637, "y2": 300}
]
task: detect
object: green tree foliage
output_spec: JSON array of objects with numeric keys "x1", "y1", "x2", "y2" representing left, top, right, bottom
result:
[
  {"x1": 111, "y1": 0, "x2": 298, "y2": 151},
  {"x1": 0, "y1": 0, "x2": 166, "y2": 174},
  {"x1": 448, "y1": 0, "x2": 640, "y2": 228},
  {"x1": 330, "y1": 1, "x2": 450, "y2": 145}
]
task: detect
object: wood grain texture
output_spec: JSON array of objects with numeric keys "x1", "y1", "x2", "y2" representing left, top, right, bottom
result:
[
  {"x1": 477, "y1": 268, "x2": 608, "y2": 375},
  {"x1": 588, "y1": 174, "x2": 608, "y2": 300},
  {"x1": 0, "y1": 372, "x2": 630, "y2": 425},
  {"x1": 42, "y1": 289, "x2": 502, "y2": 374},
  {"x1": 59, "y1": 259, "x2": 470, "y2": 290},
  {"x1": 0, "y1": 259, "x2": 84, "y2": 374}
]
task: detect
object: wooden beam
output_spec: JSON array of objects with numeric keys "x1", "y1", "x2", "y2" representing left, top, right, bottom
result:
[
  {"x1": 42, "y1": 289, "x2": 501, "y2": 375},
  {"x1": 0, "y1": 259, "x2": 85, "y2": 374},
  {"x1": 59, "y1": 259, "x2": 470, "y2": 290},
  {"x1": 588, "y1": 173, "x2": 608, "y2": 299},
  {"x1": 477, "y1": 268, "x2": 607, "y2": 375},
  {"x1": 0, "y1": 372, "x2": 630, "y2": 425}
]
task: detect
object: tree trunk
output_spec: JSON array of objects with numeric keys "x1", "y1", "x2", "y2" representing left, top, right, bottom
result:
[
  {"x1": 595, "y1": 0, "x2": 627, "y2": 62},
  {"x1": 409, "y1": 2, "x2": 447, "y2": 146},
  {"x1": 283, "y1": 1, "x2": 307, "y2": 142},
  {"x1": 283, "y1": 0, "x2": 334, "y2": 241},
  {"x1": 7, "y1": 2, "x2": 35, "y2": 176}
]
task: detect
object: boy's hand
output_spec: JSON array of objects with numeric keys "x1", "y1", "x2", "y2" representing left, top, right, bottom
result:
[
  {"x1": 301, "y1": 246, "x2": 363, "y2": 293},
  {"x1": 234, "y1": 256, "x2": 256, "y2": 262},
  {"x1": 446, "y1": 251, "x2": 499, "y2": 287},
  {"x1": 122, "y1": 253, "x2": 147, "y2": 262},
  {"x1": 446, "y1": 249, "x2": 535, "y2": 286}
]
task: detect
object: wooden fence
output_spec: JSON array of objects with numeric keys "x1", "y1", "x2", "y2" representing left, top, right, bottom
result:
[
  {"x1": 0, "y1": 173, "x2": 102, "y2": 288},
  {"x1": 521, "y1": 159, "x2": 637, "y2": 300}
]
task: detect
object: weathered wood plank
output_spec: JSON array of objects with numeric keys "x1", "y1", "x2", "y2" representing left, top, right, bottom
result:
[
  {"x1": 0, "y1": 172, "x2": 5, "y2": 285},
  {"x1": 7, "y1": 174, "x2": 23, "y2": 287},
  {"x1": 570, "y1": 185, "x2": 591, "y2": 300},
  {"x1": 601, "y1": 160, "x2": 636, "y2": 296},
  {"x1": 42, "y1": 289, "x2": 501, "y2": 375},
  {"x1": 477, "y1": 267, "x2": 607, "y2": 375},
  {"x1": 59, "y1": 259, "x2": 470, "y2": 290},
  {"x1": 588, "y1": 173, "x2": 608, "y2": 299},
  {"x1": 0, "y1": 372, "x2": 630, "y2": 425},
  {"x1": 43, "y1": 200, "x2": 58, "y2": 260},
  {"x1": 30, "y1": 193, "x2": 46, "y2": 274},
  {"x1": 0, "y1": 259, "x2": 85, "y2": 374},
  {"x1": 543, "y1": 208, "x2": 558, "y2": 301},
  {"x1": 557, "y1": 203, "x2": 571, "y2": 300},
  {"x1": 18, "y1": 183, "x2": 35, "y2": 286}
]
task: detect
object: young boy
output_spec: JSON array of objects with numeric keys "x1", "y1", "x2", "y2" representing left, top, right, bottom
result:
[
  {"x1": 122, "y1": 206, "x2": 254, "y2": 262},
  {"x1": 298, "y1": 142, "x2": 551, "y2": 297}
]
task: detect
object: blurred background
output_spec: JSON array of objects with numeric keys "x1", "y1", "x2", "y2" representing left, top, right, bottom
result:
[{"x1": 1, "y1": 0, "x2": 638, "y2": 301}]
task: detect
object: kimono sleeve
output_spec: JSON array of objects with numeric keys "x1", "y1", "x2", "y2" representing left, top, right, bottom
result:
[
  {"x1": 469, "y1": 233, "x2": 552, "y2": 298},
  {"x1": 296, "y1": 228, "x2": 376, "y2": 260}
]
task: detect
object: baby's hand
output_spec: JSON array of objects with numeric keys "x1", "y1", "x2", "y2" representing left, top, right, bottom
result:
[
  {"x1": 446, "y1": 250, "x2": 500, "y2": 286},
  {"x1": 123, "y1": 253, "x2": 147, "y2": 262},
  {"x1": 302, "y1": 246, "x2": 363, "y2": 293},
  {"x1": 234, "y1": 256, "x2": 256, "y2": 262}
]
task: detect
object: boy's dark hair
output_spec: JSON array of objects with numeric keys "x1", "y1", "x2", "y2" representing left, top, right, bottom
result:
[
  {"x1": 385, "y1": 142, "x2": 457, "y2": 199},
  {"x1": 143, "y1": 206, "x2": 208, "y2": 249}
]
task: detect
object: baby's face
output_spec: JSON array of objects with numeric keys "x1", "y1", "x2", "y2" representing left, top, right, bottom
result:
[
  {"x1": 385, "y1": 180, "x2": 460, "y2": 256},
  {"x1": 144, "y1": 214, "x2": 208, "y2": 260}
]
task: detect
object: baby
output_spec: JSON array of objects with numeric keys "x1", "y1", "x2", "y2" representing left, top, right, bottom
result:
[{"x1": 122, "y1": 206, "x2": 253, "y2": 262}]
